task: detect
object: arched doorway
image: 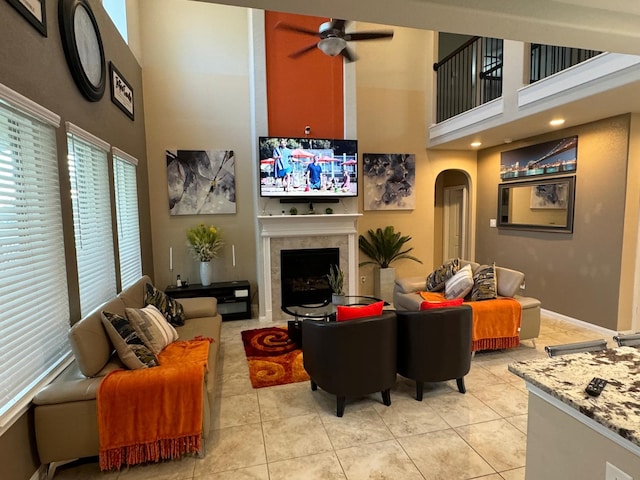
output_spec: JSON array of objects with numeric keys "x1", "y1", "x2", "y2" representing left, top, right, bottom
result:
[{"x1": 434, "y1": 169, "x2": 471, "y2": 265}]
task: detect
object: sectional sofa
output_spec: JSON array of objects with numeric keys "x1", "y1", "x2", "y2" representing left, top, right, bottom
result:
[
  {"x1": 393, "y1": 259, "x2": 541, "y2": 345},
  {"x1": 32, "y1": 275, "x2": 222, "y2": 476}
]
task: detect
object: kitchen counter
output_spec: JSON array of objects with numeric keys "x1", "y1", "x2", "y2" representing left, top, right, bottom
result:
[
  {"x1": 508, "y1": 346, "x2": 640, "y2": 479},
  {"x1": 508, "y1": 346, "x2": 640, "y2": 447}
]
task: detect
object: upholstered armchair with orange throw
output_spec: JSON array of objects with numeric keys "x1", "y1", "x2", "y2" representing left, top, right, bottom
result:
[
  {"x1": 302, "y1": 311, "x2": 397, "y2": 417},
  {"x1": 393, "y1": 259, "x2": 541, "y2": 349},
  {"x1": 396, "y1": 307, "x2": 473, "y2": 400}
]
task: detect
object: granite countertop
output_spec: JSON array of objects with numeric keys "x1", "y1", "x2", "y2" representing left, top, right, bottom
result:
[{"x1": 508, "y1": 346, "x2": 640, "y2": 447}]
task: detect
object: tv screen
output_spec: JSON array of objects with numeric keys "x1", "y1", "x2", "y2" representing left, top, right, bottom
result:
[{"x1": 259, "y1": 136, "x2": 358, "y2": 199}]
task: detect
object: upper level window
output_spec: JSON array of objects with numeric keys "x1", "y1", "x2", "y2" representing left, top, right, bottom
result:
[{"x1": 103, "y1": 0, "x2": 128, "y2": 43}]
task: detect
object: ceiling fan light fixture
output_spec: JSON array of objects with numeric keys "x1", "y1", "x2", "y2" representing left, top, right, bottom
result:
[{"x1": 318, "y1": 37, "x2": 347, "y2": 56}]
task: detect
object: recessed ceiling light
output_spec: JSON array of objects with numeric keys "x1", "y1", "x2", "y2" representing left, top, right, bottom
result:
[
  {"x1": 550, "y1": 118, "x2": 565, "y2": 126},
  {"x1": 470, "y1": 141, "x2": 482, "y2": 148}
]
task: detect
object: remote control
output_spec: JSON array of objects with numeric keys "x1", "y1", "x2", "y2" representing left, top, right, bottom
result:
[{"x1": 585, "y1": 377, "x2": 607, "y2": 397}]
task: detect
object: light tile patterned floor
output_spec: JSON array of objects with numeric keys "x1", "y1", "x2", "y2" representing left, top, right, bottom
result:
[{"x1": 52, "y1": 314, "x2": 611, "y2": 480}]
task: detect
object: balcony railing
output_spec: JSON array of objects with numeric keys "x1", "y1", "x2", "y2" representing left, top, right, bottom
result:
[
  {"x1": 530, "y1": 44, "x2": 603, "y2": 83},
  {"x1": 434, "y1": 36, "x2": 503, "y2": 123}
]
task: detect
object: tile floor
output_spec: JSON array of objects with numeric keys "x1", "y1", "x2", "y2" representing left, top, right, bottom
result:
[{"x1": 53, "y1": 314, "x2": 612, "y2": 480}]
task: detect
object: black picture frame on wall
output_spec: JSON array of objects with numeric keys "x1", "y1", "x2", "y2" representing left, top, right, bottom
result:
[
  {"x1": 6, "y1": 0, "x2": 47, "y2": 36},
  {"x1": 109, "y1": 62, "x2": 134, "y2": 120},
  {"x1": 59, "y1": 0, "x2": 106, "y2": 102},
  {"x1": 497, "y1": 176, "x2": 576, "y2": 233}
]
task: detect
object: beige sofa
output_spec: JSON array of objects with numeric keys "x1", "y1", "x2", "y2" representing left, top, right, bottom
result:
[
  {"x1": 393, "y1": 260, "x2": 541, "y2": 343},
  {"x1": 32, "y1": 276, "x2": 222, "y2": 474}
]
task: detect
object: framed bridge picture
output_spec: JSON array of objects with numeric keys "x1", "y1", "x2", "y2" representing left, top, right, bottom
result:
[{"x1": 500, "y1": 136, "x2": 578, "y2": 180}]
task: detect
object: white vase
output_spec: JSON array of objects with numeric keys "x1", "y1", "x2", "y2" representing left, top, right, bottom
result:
[
  {"x1": 374, "y1": 267, "x2": 395, "y2": 304},
  {"x1": 332, "y1": 293, "x2": 346, "y2": 305},
  {"x1": 199, "y1": 261, "x2": 212, "y2": 286}
]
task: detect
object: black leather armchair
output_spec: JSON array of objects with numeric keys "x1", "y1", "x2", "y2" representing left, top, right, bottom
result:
[
  {"x1": 301, "y1": 311, "x2": 397, "y2": 417},
  {"x1": 396, "y1": 306, "x2": 472, "y2": 401}
]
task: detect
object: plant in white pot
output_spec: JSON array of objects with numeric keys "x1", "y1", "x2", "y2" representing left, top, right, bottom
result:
[
  {"x1": 327, "y1": 264, "x2": 345, "y2": 305},
  {"x1": 358, "y1": 226, "x2": 422, "y2": 303},
  {"x1": 187, "y1": 223, "x2": 223, "y2": 286}
]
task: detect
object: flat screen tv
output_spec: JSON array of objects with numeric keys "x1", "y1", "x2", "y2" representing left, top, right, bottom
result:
[{"x1": 259, "y1": 136, "x2": 358, "y2": 200}]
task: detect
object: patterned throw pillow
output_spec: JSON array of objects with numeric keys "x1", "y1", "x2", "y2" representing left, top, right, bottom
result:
[
  {"x1": 144, "y1": 283, "x2": 185, "y2": 327},
  {"x1": 101, "y1": 311, "x2": 158, "y2": 369},
  {"x1": 444, "y1": 264, "x2": 474, "y2": 299},
  {"x1": 426, "y1": 258, "x2": 460, "y2": 292},
  {"x1": 125, "y1": 305, "x2": 179, "y2": 354},
  {"x1": 471, "y1": 264, "x2": 498, "y2": 301}
]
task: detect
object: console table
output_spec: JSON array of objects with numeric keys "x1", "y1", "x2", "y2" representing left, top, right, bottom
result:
[{"x1": 165, "y1": 280, "x2": 251, "y2": 321}]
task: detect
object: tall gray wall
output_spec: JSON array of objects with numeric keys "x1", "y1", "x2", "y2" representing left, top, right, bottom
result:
[
  {"x1": 0, "y1": 1, "x2": 150, "y2": 479},
  {"x1": 476, "y1": 115, "x2": 630, "y2": 330}
]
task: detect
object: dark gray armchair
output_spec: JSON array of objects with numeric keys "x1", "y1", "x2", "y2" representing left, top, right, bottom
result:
[
  {"x1": 301, "y1": 311, "x2": 397, "y2": 417},
  {"x1": 396, "y1": 306, "x2": 472, "y2": 401}
]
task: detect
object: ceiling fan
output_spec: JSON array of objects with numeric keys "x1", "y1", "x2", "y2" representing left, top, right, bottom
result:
[{"x1": 275, "y1": 19, "x2": 394, "y2": 62}]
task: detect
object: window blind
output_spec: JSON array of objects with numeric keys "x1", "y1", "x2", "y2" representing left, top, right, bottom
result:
[
  {"x1": 66, "y1": 124, "x2": 116, "y2": 317},
  {"x1": 113, "y1": 147, "x2": 142, "y2": 289},
  {"x1": 0, "y1": 89, "x2": 71, "y2": 423}
]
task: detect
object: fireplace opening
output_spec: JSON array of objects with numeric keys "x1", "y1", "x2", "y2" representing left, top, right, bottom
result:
[{"x1": 280, "y1": 248, "x2": 339, "y2": 306}]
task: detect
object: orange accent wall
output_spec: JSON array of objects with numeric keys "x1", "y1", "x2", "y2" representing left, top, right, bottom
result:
[{"x1": 265, "y1": 11, "x2": 344, "y2": 138}]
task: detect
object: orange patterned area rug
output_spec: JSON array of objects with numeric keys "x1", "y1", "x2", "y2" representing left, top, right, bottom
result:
[{"x1": 241, "y1": 326, "x2": 309, "y2": 388}]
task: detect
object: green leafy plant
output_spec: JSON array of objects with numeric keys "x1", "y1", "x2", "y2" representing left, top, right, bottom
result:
[
  {"x1": 358, "y1": 226, "x2": 422, "y2": 268},
  {"x1": 187, "y1": 223, "x2": 223, "y2": 262},
  {"x1": 326, "y1": 264, "x2": 345, "y2": 295}
]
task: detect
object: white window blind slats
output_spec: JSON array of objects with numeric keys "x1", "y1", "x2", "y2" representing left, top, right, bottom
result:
[
  {"x1": 113, "y1": 152, "x2": 142, "y2": 289},
  {"x1": 0, "y1": 90, "x2": 70, "y2": 421},
  {"x1": 1, "y1": 278, "x2": 69, "y2": 323},
  {"x1": 66, "y1": 130, "x2": 116, "y2": 317}
]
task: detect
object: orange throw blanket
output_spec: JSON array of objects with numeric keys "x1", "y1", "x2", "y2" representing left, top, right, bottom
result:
[
  {"x1": 418, "y1": 292, "x2": 521, "y2": 351},
  {"x1": 97, "y1": 339, "x2": 210, "y2": 471},
  {"x1": 465, "y1": 297, "x2": 521, "y2": 351}
]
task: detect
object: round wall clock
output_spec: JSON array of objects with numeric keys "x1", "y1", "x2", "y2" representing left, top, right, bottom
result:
[{"x1": 59, "y1": 0, "x2": 106, "y2": 102}]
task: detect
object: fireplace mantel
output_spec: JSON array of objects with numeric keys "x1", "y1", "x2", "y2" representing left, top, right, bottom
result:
[
  {"x1": 258, "y1": 213, "x2": 361, "y2": 236},
  {"x1": 257, "y1": 213, "x2": 361, "y2": 320}
]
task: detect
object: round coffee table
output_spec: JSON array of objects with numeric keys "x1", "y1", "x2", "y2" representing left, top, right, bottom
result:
[{"x1": 282, "y1": 296, "x2": 386, "y2": 321}]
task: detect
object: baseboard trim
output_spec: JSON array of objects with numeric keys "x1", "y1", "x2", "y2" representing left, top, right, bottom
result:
[{"x1": 541, "y1": 308, "x2": 618, "y2": 337}]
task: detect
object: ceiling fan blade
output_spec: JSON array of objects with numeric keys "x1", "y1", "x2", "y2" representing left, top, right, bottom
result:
[
  {"x1": 289, "y1": 42, "x2": 319, "y2": 59},
  {"x1": 275, "y1": 21, "x2": 320, "y2": 37},
  {"x1": 345, "y1": 31, "x2": 394, "y2": 42},
  {"x1": 341, "y1": 46, "x2": 357, "y2": 63},
  {"x1": 329, "y1": 19, "x2": 347, "y2": 33}
]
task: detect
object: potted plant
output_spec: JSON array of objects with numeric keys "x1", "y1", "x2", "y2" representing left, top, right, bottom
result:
[
  {"x1": 358, "y1": 226, "x2": 422, "y2": 302},
  {"x1": 326, "y1": 264, "x2": 345, "y2": 305},
  {"x1": 187, "y1": 223, "x2": 223, "y2": 286}
]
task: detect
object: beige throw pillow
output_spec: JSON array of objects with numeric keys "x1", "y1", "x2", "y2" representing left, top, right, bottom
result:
[{"x1": 125, "y1": 305, "x2": 179, "y2": 354}]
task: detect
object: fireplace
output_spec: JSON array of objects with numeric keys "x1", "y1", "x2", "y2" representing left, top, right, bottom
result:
[
  {"x1": 281, "y1": 248, "x2": 339, "y2": 306},
  {"x1": 257, "y1": 213, "x2": 361, "y2": 321}
]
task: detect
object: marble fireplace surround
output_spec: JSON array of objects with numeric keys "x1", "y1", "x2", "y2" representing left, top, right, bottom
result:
[{"x1": 257, "y1": 214, "x2": 361, "y2": 321}]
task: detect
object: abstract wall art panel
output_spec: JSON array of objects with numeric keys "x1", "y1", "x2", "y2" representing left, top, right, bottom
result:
[
  {"x1": 363, "y1": 153, "x2": 416, "y2": 211},
  {"x1": 167, "y1": 150, "x2": 236, "y2": 215}
]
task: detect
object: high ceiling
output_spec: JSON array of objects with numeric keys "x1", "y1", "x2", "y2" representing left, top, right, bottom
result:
[
  {"x1": 196, "y1": 0, "x2": 640, "y2": 55},
  {"x1": 195, "y1": 0, "x2": 640, "y2": 149}
]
